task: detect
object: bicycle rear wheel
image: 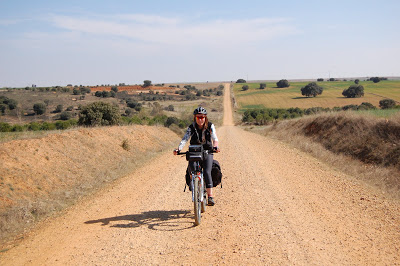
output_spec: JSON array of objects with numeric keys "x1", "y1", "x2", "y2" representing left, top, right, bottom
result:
[{"x1": 193, "y1": 176, "x2": 201, "y2": 225}]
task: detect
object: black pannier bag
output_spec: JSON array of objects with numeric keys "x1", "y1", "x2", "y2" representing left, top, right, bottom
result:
[
  {"x1": 211, "y1": 160, "x2": 222, "y2": 187},
  {"x1": 185, "y1": 159, "x2": 222, "y2": 189}
]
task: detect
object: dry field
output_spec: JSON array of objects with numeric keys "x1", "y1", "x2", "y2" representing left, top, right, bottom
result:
[{"x1": 234, "y1": 80, "x2": 400, "y2": 109}]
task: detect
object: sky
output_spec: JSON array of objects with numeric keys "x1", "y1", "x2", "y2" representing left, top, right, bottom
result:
[{"x1": 0, "y1": 0, "x2": 399, "y2": 87}]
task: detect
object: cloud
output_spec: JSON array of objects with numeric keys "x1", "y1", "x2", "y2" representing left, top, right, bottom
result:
[{"x1": 48, "y1": 14, "x2": 299, "y2": 46}]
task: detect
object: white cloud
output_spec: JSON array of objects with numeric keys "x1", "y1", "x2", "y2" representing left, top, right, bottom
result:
[{"x1": 48, "y1": 14, "x2": 299, "y2": 46}]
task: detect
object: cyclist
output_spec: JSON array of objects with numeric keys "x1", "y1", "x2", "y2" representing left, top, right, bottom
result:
[{"x1": 173, "y1": 107, "x2": 220, "y2": 206}]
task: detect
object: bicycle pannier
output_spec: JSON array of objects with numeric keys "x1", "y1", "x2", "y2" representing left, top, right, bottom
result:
[{"x1": 211, "y1": 160, "x2": 222, "y2": 187}]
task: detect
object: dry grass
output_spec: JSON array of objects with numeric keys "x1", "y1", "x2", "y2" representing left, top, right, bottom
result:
[
  {"x1": 0, "y1": 125, "x2": 180, "y2": 246},
  {"x1": 245, "y1": 111, "x2": 400, "y2": 198}
]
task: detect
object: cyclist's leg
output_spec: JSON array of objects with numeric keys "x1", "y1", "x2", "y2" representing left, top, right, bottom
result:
[{"x1": 203, "y1": 154, "x2": 214, "y2": 196}]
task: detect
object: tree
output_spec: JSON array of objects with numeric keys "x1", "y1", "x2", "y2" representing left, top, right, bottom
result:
[
  {"x1": 354, "y1": 79, "x2": 360, "y2": 84},
  {"x1": 111, "y1": 86, "x2": 118, "y2": 93},
  {"x1": 379, "y1": 99, "x2": 396, "y2": 109},
  {"x1": 317, "y1": 78, "x2": 324, "y2": 82},
  {"x1": 33, "y1": 103, "x2": 46, "y2": 115},
  {"x1": 143, "y1": 80, "x2": 152, "y2": 87},
  {"x1": 242, "y1": 85, "x2": 249, "y2": 91},
  {"x1": 342, "y1": 85, "x2": 364, "y2": 98},
  {"x1": 329, "y1": 78, "x2": 336, "y2": 81},
  {"x1": 78, "y1": 102, "x2": 121, "y2": 126},
  {"x1": 276, "y1": 79, "x2": 290, "y2": 88},
  {"x1": 371, "y1": 77, "x2": 381, "y2": 83},
  {"x1": 236, "y1": 79, "x2": 246, "y2": 83},
  {"x1": 301, "y1": 82, "x2": 324, "y2": 97},
  {"x1": 259, "y1": 83, "x2": 266, "y2": 89}
]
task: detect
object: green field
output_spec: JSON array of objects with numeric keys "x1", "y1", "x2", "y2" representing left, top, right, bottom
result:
[{"x1": 234, "y1": 80, "x2": 400, "y2": 110}]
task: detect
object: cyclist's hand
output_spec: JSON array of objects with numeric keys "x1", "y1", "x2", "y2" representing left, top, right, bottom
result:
[
  {"x1": 213, "y1": 146, "x2": 220, "y2": 153},
  {"x1": 173, "y1": 149, "x2": 179, "y2": 155}
]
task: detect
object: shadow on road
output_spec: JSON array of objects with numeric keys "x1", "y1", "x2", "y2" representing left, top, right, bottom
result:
[{"x1": 84, "y1": 210, "x2": 195, "y2": 231}]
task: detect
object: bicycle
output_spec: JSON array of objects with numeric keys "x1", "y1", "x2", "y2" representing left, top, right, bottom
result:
[{"x1": 177, "y1": 145, "x2": 216, "y2": 226}]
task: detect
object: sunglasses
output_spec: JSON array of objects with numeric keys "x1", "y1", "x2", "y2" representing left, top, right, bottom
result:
[{"x1": 196, "y1": 115, "x2": 206, "y2": 119}]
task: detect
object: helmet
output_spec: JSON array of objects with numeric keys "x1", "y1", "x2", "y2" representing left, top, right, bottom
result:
[{"x1": 193, "y1": 107, "x2": 207, "y2": 115}]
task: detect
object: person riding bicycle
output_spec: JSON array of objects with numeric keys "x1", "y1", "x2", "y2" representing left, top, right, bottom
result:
[{"x1": 173, "y1": 107, "x2": 220, "y2": 206}]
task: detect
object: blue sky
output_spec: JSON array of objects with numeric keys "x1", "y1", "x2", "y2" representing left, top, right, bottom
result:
[{"x1": 0, "y1": 0, "x2": 399, "y2": 87}]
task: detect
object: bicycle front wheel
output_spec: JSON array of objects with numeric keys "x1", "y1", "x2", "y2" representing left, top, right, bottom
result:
[{"x1": 193, "y1": 176, "x2": 201, "y2": 225}]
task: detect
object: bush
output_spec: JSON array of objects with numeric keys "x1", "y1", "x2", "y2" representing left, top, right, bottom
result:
[
  {"x1": 317, "y1": 78, "x2": 324, "y2": 82},
  {"x1": 355, "y1": 79, "x2": 360, "y2": 84},
  {"x1": 259, "y1": 83, "x2": 266, "y2": 89},
  {"x1": 78, "y1": 102, "x2": 121, "y2": 126},
  {"x1": 33, "y1": 103, "x2": 46, "y2": 115},
  {"x1": 358, "y1": 102, "x2": 376, "y2": 110},
  {"x1": 60, "y1": 111, "x2": 72, "y2": 120},
  {"x1": 94, "y1": 91, "x2": 102, "y2": 97},
  {"x1": 379, "y1": 99, "x2": 396, "y2": 109},
  {"x1": 0, "y1": 122, "x2": 12, "y2": 132},
  {"x1": 111, "y1": 86, "x2": 118, "y2": 93},
  {"x1": 55, "y1": 105, "x2": 63, "y2": 113},
  {"x1": 342, "y1": 85, "x2": 364, "y2": 98},
  {"x1": 276, "y1": 79, "x2": 290, "y2": 88},
  {"x1": 0, "y1": 104, "x2": 6, "y2": 114},
  {"x1": 301, "y1": 82, "x2": 323, "y2": 97},
  {"x1": 165, "y1": 116, "x2": 179, "y2": 127},
  {"x1": 242, "y1": 85, "x2": 249, "y2": 91},
  {"x1": 167, "y1": 105, "x2": 175, "y2": 111},
  {"x1": 236, "y1": 79, "x2": 246, "y2": 83}
]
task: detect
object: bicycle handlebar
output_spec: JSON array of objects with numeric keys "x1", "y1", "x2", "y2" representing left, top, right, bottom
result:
[{"x1": 177, "y1": 149, "x2": 218, "y2": 156}]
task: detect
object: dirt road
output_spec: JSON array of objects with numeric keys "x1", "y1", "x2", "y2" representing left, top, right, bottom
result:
[{"x1": 1, "y1": 84, "x2": 400, "y2": 265}]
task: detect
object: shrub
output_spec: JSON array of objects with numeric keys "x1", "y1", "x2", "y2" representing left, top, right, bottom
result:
[
  {"x1": 301, "y1": 82, "x2": 323, "y2": 97},
  {"x1": 28, "y1": 122, "x2": 41, "y2": 131},
  {"x1": 94, "y1": 91, "x2": 102, "y2": 97},
  {"x1": 317, "y1": 78, "x2": 324, "y2": 82},
  {"x1": 342, "y1": 85, "x2": 364, "y2": 98},
  {"x1": 236, "y1": 79, "x2": 246, "y2": 83},
  {"x1": 276, "y1": 79, "x2": 290, "y2": 88},
  {"x1": 358, "y1": 102, "x2": 376, "y2": 110},
  {"x1": 102, "y1": 91, "x2": 110, "y2": 98},
  {"x1": 379, "y1": 99, "x2": 396, "y2": 109},
  {"x1": 242, "y1": 85, "x2": 249, "y2": 91},
  {"x1": 78, "y1": 102, "x2": 121, "y2": 126},
  {"x1": 355, "y1": 79, "x2": 360, "y2": 84},
  {"x1": 0, "y1": 104, "x2": 6, "y2": 114},
  {"x1": 60, "y1": 111, "x2": 72, "y2": 120},
  {"x1": 73, "y1": 88, "x2": 80, "y2": 95},
  {"x1": 165, "y1": 116, "x2": 179, "y2": 127},
  {"x1": 0, "y1": 122, "x2": 12, "y2": 132},
  {"x1": 259, "y1": 83, "x2": 266, "y2": 89},
  {"x1": 111, "y1": 86, "x2": 118, "y2": 93},
  {"x1": 55, "y1": 105, "x2": 63, "y2": 113},
  {"x1": 329, "y1": 78, "x2": 336, "y2": 81},
  {"x1": 167, "y1": 105, "x2": 175, "y2": 111},
  {"x1": 33, "y1": 103, "x2": 46, "y2": 115},
  {"x1": 66, "y1": 106, "x2": 74, "y2": 111}
]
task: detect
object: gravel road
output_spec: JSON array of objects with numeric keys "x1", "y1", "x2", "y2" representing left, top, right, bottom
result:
[{"x1": 1, "y1": 84, "x2": 399, "y2": 265}]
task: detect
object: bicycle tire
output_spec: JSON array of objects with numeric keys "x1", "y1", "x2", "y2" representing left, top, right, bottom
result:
[
  {"x1": 193, "y1": 176, "x2": 201, "y2": 225},
  {"x1": 201, "y1": 183, "x2": 207, "y2": 213}
]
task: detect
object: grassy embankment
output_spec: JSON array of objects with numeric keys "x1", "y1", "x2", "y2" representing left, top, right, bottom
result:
[{"x1": 234, "y1": 80, "x2": 400, "y2": 197}]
